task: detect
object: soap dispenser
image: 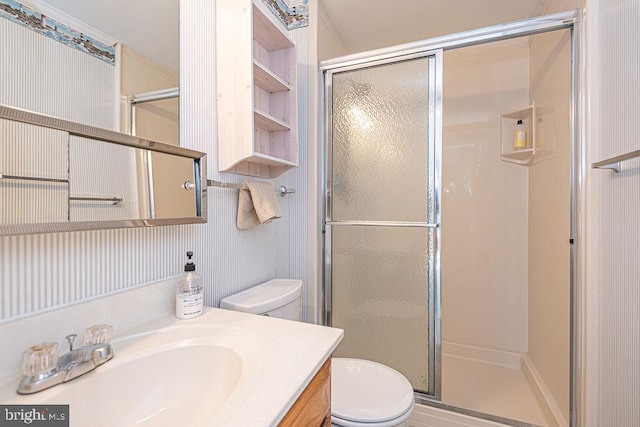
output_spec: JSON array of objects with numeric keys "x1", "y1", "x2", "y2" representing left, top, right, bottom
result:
[{"x1": 176, "y1": 251, "x2": 204, "y2": 319}]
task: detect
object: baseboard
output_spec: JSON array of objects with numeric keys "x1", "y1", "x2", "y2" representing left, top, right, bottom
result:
[
  {"x1": 521, "y1": 354, "x2": 568, "y2": 427},
  {"x1": 443, "y1": 341, "x2": 523, "y2": 369},
  {"x1": 410, "y1": 403, "x2": 512, "y2": 427}
]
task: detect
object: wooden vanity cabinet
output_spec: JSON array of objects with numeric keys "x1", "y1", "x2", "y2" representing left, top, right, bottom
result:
[{"x1": 279, "y1": 357, "x2": 332, "y2": 426}]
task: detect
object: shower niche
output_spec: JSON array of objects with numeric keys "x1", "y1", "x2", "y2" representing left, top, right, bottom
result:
[{"x1": 500, "y1": 102, "x2": 557, "y2": 165}]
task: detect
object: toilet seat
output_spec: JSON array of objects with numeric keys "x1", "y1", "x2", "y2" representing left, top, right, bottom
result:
[{"x1": 331, "y1": 358, "x2": 415, "y2": 426}]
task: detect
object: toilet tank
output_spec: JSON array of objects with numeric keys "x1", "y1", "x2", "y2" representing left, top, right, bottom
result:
[{"x1": 219, "y1": 279, "x2": 302, "y2": 321}]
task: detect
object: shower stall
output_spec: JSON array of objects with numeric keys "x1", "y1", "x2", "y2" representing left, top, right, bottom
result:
[{"x1": 322, "y1": 10, "x2": 582, "y2": 427}]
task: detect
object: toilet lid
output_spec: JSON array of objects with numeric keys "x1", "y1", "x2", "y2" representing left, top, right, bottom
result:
[{"x1": 332, "y1": 358, "x2": 414, "y2": 423}]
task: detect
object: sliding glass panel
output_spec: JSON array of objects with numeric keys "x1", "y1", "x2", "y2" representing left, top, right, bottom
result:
[
  {"x1": 332, "y1": 58, "x2": 431, "y2": 223},
  {"x1": 326, "y1": 53, "x2": 440, "y2": 396},
  {"x1": 331, "y1": 225, "x2": 434, "y2": 393}
]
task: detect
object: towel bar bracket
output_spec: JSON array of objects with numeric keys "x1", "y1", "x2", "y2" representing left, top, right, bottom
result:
[
  {"x1": 591, "y1": 162, "x2": 621, "y2": 173},
  {"x1": 279, "y1": 185, "x2": 295, "y2": 197}
]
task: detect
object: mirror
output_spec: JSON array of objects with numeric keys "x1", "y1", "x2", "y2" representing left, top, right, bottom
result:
[
  {"x1": 0, "y1": 0, "x2": 204, "y2": 235},
  {"x1": 0, "y1": 105, "x2": 206, "y2": 235}
]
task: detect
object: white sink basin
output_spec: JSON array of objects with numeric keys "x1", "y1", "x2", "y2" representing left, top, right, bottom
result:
[
  {"x1": 1, "y1": 308, "x2": 343, "y2": 426},
  {"x1": 2, "y1": 322, "x2": 264, "y2": 427}
]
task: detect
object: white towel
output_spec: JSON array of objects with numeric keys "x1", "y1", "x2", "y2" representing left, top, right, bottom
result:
[{"x1": 236, "y1": 181, "x2": 282, "y2": 229}]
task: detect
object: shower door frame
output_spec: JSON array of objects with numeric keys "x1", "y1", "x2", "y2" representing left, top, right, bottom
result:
[
  {"x1": 323, "y1": 50, "x2": 444, "y2": 398},
  {"x1": 320, "y1": 8, "x2": 585, "y2": 425}
]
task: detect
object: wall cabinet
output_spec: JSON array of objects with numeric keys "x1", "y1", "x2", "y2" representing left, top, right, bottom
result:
[
  {"x1": 500, "y1": 102, "x2": 555, "y2": 165},
  {"x1": 216, "y1": 0, "x2": 298, "y2": 178}
]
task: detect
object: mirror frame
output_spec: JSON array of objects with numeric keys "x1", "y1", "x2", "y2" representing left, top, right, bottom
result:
[{"x1": 0, "y1": 103, "x2": 207, "y2": 235}]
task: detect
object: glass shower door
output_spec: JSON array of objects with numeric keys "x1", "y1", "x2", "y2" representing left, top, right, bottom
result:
[{"x1": 324, "y1": 51, "x2": 442, "y2": 397}]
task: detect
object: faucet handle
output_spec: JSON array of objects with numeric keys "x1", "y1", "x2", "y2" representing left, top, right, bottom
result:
[
  {"x1": 65, "y1": 334, "x2": 78, "y2": 351},
  {"x1": 84, "y1": 324, "x2": 113, "y2": 346},
  {"x1": 22, "y1": 342, "x2": 59, "y2": 377}
]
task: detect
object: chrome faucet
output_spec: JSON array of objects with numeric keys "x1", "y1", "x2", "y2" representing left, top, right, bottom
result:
[{"x1": 17, "y1": 324, "x2": 114, "y2": 395}]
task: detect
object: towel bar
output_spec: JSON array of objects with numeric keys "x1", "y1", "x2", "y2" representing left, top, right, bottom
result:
[
  {"x1": 0, "y1": 174, "x2": 68, "y2": 184},
  {"x1": 69, "y1": 196, "x2": 123, "y2": 205},
  {"x1": 592, "y1": 149, "x2": 640, "y2": 173},
  {"x1": 207, "y1": 179, "x2": 295, "y2": 197}
]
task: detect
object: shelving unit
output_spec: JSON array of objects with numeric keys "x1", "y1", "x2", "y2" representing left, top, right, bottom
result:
[
  {"x1": 500, "y1": 102, "x2": 555, "y2": 166},
  {"x1": 216, "y1": 0, "x2": 298, "y2": 178}
]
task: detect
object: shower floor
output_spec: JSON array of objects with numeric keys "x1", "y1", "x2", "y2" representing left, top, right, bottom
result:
[
  {"x1": 408, "y1": 352, "x2": 552, "y2": 426},
  {"x1": 440, "y1": 353, "x2": 550, "y2": 426}
]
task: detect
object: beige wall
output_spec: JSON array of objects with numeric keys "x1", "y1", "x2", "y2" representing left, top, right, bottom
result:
[
  {"x1": 542, "y1": 0, "x2": 585, "y2": 14},
  {"x1": 442, "y1": 39, "x2": 531, "y2": 353},
  {"x1": 318, "y1": 1, "x2": 347, "y2": 61},
  {"x1": 120, "y1": 46, "x2": 179, "y2": 145},
  {"x1": 528, "y1": 29, "x2": 572, "y2": 424}
]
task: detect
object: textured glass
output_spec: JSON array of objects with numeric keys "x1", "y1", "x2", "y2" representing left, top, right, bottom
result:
[
  {"x1": 332, "y1": 58, "x2": 431, "y2": 222},
  {"x1": 331, "y1": 226, "x2": 433, "y2": 393}
]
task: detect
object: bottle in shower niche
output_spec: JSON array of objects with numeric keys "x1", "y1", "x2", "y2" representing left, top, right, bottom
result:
[
  {"x1": 176, "y1": 251, "x2": 204, "y2": 319},
  {"x1": 514, "y1": 119, "x2": 527, "y2": 150}
]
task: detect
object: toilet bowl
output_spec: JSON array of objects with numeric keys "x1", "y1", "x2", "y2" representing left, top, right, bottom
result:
[
  {"x1": 331, "y1": 358, "x2": 414, "y2": 427},
  {"x1": 219, "y1": 279, "x2": 415, "y2": 427}
]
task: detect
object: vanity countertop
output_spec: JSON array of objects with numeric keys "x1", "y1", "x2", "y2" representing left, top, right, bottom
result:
[{"x1": 0, "y1": 306, "x2": 343, "y2": 427}]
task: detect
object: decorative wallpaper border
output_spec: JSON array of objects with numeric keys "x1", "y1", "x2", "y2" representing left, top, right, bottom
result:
[
  {"x1": 261, "y1": 0, "x2": 309, "y2": 30},
  {"x1": 0, "y1": 0, "x2": 115, "y2": 65}
]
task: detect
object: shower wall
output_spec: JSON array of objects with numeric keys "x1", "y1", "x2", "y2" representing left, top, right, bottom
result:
[
  {"x1": 528, "y1": 29, "x2": 571, "y2": 423},
  {"x1": 443, "y1": 29, "x2": 572, "y2": 425},
  {"x1": 442, "y1": 39, "x2": 530, "y2": 354}
]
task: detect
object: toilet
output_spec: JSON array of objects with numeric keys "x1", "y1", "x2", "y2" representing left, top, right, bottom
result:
[{"x1": 219, "y1": 279, "x2": 415, "y2": 427}]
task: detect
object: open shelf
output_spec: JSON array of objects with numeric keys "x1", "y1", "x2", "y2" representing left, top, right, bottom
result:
[
  {"x1": 224, "y1": 152, "x2": 297, "y2": 178},
  {"x1": 252, "y1": 4, "x2": 294, "y2": 51},
  {"x1": 253, "y1": 60, "x2": 290, "y2": 93},
  {"x1": 248, "y1": 152, "x2": 297, "y2": 167},
  {"x1": 500, "y1": 102, "x2": 556, "y2": 166},
  {"x1": 502, "y1": 148, "x2": 536, "y2": 164},
  {"x1": 254, "y1": 109, "x2": 291, "y2": 131},
  {"x1": 216, "y1": 0, "x2": 297, "y2": 178}
]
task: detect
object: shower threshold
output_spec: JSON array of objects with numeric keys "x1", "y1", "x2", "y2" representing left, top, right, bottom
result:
[{"x1": 412, "y1": 396, "x2": 543, "y2": 427}]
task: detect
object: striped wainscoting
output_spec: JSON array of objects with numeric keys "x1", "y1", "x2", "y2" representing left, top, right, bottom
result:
[
  {"x1": 287, "y1": 27, "x2": 310, "y2": 320},
  {"x1": 0, "y1": 0, "x2": 309, "y2": 324},
  {"x1": 588, "y1": 0, "x2": 640, "y2": 425},
  {"x1": 0, "y1": 17, "x2": 116, "y2": 129},
  {"x1": 0, "y1": 120, "x2": 68, "y2": 224}
]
